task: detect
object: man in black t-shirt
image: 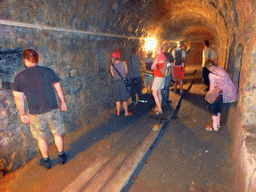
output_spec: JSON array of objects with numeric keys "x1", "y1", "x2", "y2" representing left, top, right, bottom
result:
[
  {"x1": 129, "y1": 46, "x2": 146, "y2": 105},
  {"x1": 12, "y1": 49, "x2": 68, "y2": 169}
]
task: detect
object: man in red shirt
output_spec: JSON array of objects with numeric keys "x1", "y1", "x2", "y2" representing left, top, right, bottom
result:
[{"x1": 151, "y1": 46, "x2": 167, "y2": 115}]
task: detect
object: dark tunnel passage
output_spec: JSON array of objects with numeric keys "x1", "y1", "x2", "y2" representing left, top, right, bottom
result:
[{"x1": 0, "y1": 0, "x2": 255, "y2": 191}]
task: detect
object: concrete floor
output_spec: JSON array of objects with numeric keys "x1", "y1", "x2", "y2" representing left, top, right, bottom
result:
[
  {"x1": 129, "y1": 66, "x2": 235, "y2": 192},
  {"x1": 0, "y1": 65, "x2": 235, "y2": 192}
]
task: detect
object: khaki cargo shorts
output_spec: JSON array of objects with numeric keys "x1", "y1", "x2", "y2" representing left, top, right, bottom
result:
[{"x1": 29, "y1": 109, "x2": 65, "y2": 140}]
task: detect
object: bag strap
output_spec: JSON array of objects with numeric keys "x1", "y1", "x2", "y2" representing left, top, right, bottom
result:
[
  {"x1": 157, "y1": 61, "x2": 168, "y2": 77},
  {"x1": 112, "y1": 63, "x2": 124, "y2": 80}
]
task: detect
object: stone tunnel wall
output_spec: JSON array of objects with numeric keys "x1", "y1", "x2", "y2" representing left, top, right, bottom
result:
[
  {"x1": 0, "y1": 31, "x2": 137, "y2": 175},
  {"x1": 0, "y1": 0, "x2": 143, "y2": 175},
  {"x1": 229, "y1": 1, "x2": 256, "y2": 191}
]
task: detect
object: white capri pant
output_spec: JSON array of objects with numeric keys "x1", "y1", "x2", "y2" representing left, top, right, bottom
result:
[{"x1": 152, "y1": 77, "x2": 165, "y2": 90}]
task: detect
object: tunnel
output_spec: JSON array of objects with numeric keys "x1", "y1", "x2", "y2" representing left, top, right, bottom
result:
[{"x1": 0, "y1": 0, "x2": 255, "y2": 191}]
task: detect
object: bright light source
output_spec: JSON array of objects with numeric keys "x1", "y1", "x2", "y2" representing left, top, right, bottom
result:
[{"x1": 144, "y1": 38, "x2": 157, "y2": 52}]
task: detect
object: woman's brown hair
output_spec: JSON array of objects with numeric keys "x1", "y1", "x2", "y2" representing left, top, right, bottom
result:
[{"x1": 205, "y1": 59, "x2": 216, "y2": 68}]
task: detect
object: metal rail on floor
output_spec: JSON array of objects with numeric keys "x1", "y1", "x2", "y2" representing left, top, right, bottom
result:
[{"x1": 170, "y1": 80, "x2": 194, "y2": 120}]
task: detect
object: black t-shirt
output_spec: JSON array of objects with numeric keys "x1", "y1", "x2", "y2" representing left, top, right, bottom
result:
[{"x1": 12, "y1": 66, "x2": 61, "y2": 114}]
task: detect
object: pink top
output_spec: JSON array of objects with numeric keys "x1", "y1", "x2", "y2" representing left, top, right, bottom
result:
[
  {"x1": 208, "y1": 66, "x2": 238, "y2": 103},
  {"x1": 155, "y1": 52, "x2": 167, "y2": 62}
]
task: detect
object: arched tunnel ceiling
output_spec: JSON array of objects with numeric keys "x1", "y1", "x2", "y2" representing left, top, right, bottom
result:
[
  {"x1": 160, "y1": 10, "x2": 217, "y2": 42},
  {"x1": 0, "y1": 0, "x2": 239, "y2": 47},
  {"x1": 128, "y1": 0, "x2": 236, "y2": 43}
]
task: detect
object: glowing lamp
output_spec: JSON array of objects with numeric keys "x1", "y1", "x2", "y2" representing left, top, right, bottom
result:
[{"x1": 144, "y1": 38, "x2": 157, "y2": 52}]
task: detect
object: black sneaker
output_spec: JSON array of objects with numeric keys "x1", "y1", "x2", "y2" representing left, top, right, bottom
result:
[
  {"x1": 39, "y1": 157, "x2": 51, "y2": 169},
  {"x1": 163, "y1": 100, "x2": 172, "y2": 105},
  {"x1": 58, "y1": 152, "x2": 67, "y2": 164}
]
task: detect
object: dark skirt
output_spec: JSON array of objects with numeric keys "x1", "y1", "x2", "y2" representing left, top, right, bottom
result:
[
  {"x1": 112, "y1": 79, "x2": 130, "y2": 101},
  {"x1": 209, "y1": 97, "x2": 223, "y2": 115}
]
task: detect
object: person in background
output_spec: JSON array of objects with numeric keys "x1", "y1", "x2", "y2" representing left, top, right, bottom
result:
[
  {"x1": 129, "y1": 46, "x2": 145, "y2": 106},
  {"x1": 162, "y1": 42, "x2": 174, "y2": 105},
  {"x1": 201, "y1": 40, "x2": 217, "y2": 93},
  {"x1": 172, "y1": 42, "x2": 186, "y2": 94},
  {"x1": 150, "y1": 46, "x2": 167, "y2": 115},
  {"x1": 204, "y1": 59, "x2": 237, "y2": 131},
  {"x1": 12, "y1": 49, "x2": 68, "y2": 169},
  {"x1": 144, "y1": 51, "x2": 154, "y2": 94},
  {"x1": 110, "y1": 50, "x2": 133, "y2": 116}
]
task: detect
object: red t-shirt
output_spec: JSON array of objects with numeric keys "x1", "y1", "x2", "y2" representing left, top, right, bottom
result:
[
  {"x1": 153, "y1": 53, "x2": 167, "y2": 77},
  {"x1": 154, "y1": 63, "x2": 164, "y2": 77}
]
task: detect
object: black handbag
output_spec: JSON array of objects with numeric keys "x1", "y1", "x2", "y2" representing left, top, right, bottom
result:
[
  {"x1": 124, "y1": 78, "x2": 131, "y2": 91},
  {"x1": 112, "y1": 63, "x2": 131, "y2": 92}
]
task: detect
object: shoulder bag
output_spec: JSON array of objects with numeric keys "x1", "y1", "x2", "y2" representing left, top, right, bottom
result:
[
  {"x1": 112, "y1": 63, "x2": 131, "y2": 92},
  {"x1": 205, "y1": 86, "x2": 222, "y2": 104},
  {"x1": 159, "y1": 60, "x2": 171, "y2": 77},
  {"x1": 205, "y1": 72, "x2": 223, "y2": 104}
]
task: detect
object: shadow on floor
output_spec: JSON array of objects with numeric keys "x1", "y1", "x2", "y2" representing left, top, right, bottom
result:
[{"x1": 65, "y1": 93, "x2": 156, "y2": 163}]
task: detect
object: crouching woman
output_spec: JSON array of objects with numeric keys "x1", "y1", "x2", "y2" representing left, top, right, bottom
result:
[{"x1": 205, "y1": 59, "x2": 238, "y2": 131}]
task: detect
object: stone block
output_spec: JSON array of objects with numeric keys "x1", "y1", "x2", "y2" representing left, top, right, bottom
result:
[
  {"x1": 8, "y1": 151, "x2": 26, "y2": 171},
  {"x1": 0, "y1": 119, "x2": 9, "y2": 130},
  {"x1": 0, "y1": 110, "x2": 8, "y2": 120},
  {"x1": 0, "y1": 158, "x2": 7, "y2": 171},
  {"x1": 0, "y1": 91, "x2": 8, "y2": 102},
  {"x1": 245, "y1": 133, "x2": 256, "y2": 154}
]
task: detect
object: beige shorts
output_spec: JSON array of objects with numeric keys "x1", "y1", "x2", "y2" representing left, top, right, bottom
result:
[
  {"x1": 152, "y1": 77, "x2": 165, "y2": 90},
  {"x1": 29, "y1": 109, "x2": 65, "y2": 140}
]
